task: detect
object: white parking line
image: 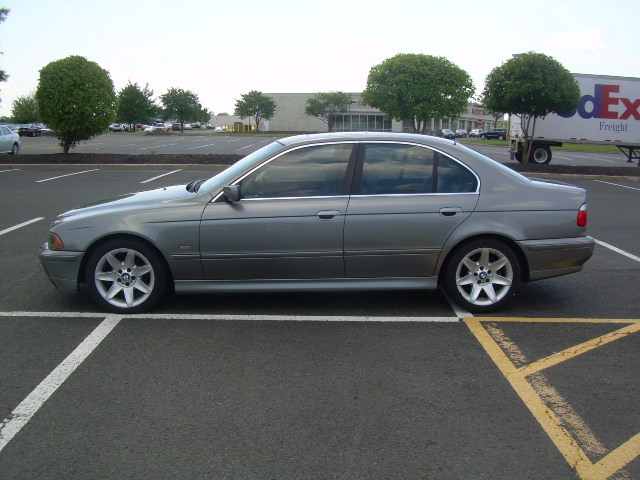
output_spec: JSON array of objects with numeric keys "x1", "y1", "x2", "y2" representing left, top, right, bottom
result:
[
  {"x1": 236, "y1": 143, "x2": 257, "y2": 151},
  {"x1": 0, "y1": 168, "x2": 17, "y2": 173},
  {"x1": 594, "y1": 180, "x2": 640, "y2": 191},
  {"x1": 140, "y1": 169, "x2": 183, "y2": 184},
  {"x1": 0, "y1": 311, "x2": 461, "y2": 322},
  {"x1": 595, "y1": 239, "x2": 640, "y2": 263},
  {"x1": 0, "y1": 314, "x2": 122, "y2": 453},
  {"x1": 139, "y1": 143, "x2": 176, "y2": 150},
  {"x1": 187, "y1": 143, "x2": 217, "y2": 150},
  {"x1": 0, "y1": 217, "x2": 44, "y2": 236},
  {"x1": 35, "y1": 169, "x2": 99, "y2": 183}
]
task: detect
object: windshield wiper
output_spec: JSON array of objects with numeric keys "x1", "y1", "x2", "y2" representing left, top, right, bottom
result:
[{"x1": 186, "y1": 179, "x2": 206, "y2": 193}]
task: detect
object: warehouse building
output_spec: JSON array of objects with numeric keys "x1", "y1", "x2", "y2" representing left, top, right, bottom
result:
[{"x1": 212, "y1": 93, "x2": 501, "y2": 134}]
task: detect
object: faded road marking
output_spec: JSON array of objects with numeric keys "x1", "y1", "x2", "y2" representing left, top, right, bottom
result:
[
  {"x1": 595, "y1": 239, "x2": 640, "y2": 263},
  {"x1": 0, "y1": 217, "x2": 44, "y2": 236},
  {"x1": 466, "y1": 317, "x2": 640, "y2": 480},
  {"x1": 35, "y1": 169, "x2": 99, "y2": 183}
]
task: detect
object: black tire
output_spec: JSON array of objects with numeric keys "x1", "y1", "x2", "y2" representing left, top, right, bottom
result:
[
  {"x1": 498, "y1": 135, "x2": 505, "y2": 140},
  {"x1": 530, "y1": 145, "x2": 552, "y2": 165},
  {"x1": 514, "y1": 150, "x2": 523, "y2": 163},
  {"x1": 86, "y1": 238, "x2": 167, "y2": 313},
  {"x1": 480, "y1": 134, "x2": 486, "y2": 140},
  {"x1": 442, "y1": 239, "x2": 520, "y2": 313},
  {"x1": 10, "y1": 143, "x2": 19, "y2": 154}
]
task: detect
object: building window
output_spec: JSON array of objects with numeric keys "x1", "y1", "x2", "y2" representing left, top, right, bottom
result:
[{"x1": 333, "y1": 114, "x2": 392, "y2": 132}]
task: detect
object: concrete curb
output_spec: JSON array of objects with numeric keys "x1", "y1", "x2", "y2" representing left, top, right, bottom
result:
[
  {"x1": 521, "y1": 172, "x2": 640, "y2": 182},
  {"x1": 1, "y1": 163, "x2": 639, "y2": 182},
  {"x1": 0, "y1": 163, "x2": 229, "y2": 170}
]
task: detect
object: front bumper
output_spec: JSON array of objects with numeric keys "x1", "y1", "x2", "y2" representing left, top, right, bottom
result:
[
  {"x1": 39, "y1": 243, "x2": 85, "y2": 293},
  {"x1": 517, "y1": 236, "x2": 595, "y2": 281}
]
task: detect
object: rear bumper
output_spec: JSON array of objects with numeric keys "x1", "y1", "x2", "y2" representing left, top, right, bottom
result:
[
  {"x1": 517, "y1": 236, "x2": 595, "y2": 281},
  {"x1": 39, "y1": 244, "x2": 84, "y2": 293}
]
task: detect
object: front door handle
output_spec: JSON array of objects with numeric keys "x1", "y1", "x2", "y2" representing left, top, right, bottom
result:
[
  {"x1": 317, "y1": 210, "x2": 342, "y2": 220},
  {"x1": 439, "y1": 207, "x2": 463, "y2": 217}
]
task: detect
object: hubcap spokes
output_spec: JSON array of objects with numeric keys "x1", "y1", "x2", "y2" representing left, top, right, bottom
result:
[
  {"x1": 456, "y1": 247, "x2": 513, "y2": 306},
  {"x1": 95, "y1": 248, "x2": 155, "y2": 308}
]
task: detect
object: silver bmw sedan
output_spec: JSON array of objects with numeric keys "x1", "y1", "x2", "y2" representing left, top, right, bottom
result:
[{"x1": 40, "y1": 132, "x2": 594, "y2": 313}]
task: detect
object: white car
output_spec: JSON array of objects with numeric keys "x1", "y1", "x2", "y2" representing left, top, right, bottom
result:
[
  {"x1": 469, "y1": 128, "x2": 484, "y2": 137},
  {"x1": 0, "y1": 124, "x2": 21, "y2": 154}
]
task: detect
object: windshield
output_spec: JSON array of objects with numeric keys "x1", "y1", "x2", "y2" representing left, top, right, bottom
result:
[{"x1": 198, "y1": 140, "x2": 285, "y2": 193}]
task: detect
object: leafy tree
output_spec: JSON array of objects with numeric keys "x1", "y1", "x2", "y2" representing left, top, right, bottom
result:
[
  {"x1": 11, "y1": 92, "x2": 39, "y2": 123},
  {"x1": 160, "y1": 87, "x2": 203, "y2": 132},
  {"x1": 362, "y1": 53, "x2": 474, "y2": 134},
  {"x1": 0, "y1": 8, "x2": 10, "y2": 102},
  {"x1": 304, "y1": 91, "x2": 351, "y2": 132},
  {"x1": 234, "y1": 90, "x2": 276, "y2": 132},
  {"x1": 482, "y1": 52, "x2": 580, "y2": 162},
  {"x1": 36, "y1": 55, "x2": 117, "y2": 153},
  {"x1": 116, "y1": 82, "x2": 156, "y2": 128},
  {"x1": 196, "y1": 106, "x2": 212, "y2": 124}
]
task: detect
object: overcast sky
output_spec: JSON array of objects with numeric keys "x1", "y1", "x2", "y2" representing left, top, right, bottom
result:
[{"x1": 1, "y1": 0, "x2": 639, "y2": 119}]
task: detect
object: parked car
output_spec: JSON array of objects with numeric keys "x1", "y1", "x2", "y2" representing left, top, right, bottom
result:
[
  {"x1": 455, "y1": 129, "x2": 467, "y2": 137},
  {"x1": 436, "y1": 128, "x2": 455, "y2": 139},
  {"x1": 40, "y1": 132, "x2": 594, "y2": 314},
  {"x1": 480, "y1": 128, "x2": 507, "y2": 140},
  {"x1": 17, "y1": 124, "x2": 43, "y2": 137},
  {"x1": 0, "y1": 124, "x2": 21, "y2": 153},
  {"x1": 469, "y1": 129, "x2": 483, "y2": 137},
  {"x1": 108, "y1": 123, "x2": 126, "y2": 132}
]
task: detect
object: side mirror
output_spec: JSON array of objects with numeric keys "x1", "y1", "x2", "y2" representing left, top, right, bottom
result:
[{"x1": 222, "y1": 185, "x2": 240, "y2": 203}]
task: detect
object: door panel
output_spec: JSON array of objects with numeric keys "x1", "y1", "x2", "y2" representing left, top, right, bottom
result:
[
  {"x1": 199, "y1": 142, "x2": 356, "y2": 281},
  {"x1": 200, "y1": 197, "x2": 348, "y2": 280},
  {"x1": 344, "y1": 194, "x2": 477, "y2": 277}
]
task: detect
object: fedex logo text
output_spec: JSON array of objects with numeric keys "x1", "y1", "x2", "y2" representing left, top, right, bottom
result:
[{"x1": 561, "y1": 84, "x2": 640, "y2": 120}]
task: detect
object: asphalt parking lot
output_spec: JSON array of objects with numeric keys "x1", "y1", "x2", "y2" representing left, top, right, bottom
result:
[{"x1": 0, "y1": 160, "x2": 638, "y2": 478}]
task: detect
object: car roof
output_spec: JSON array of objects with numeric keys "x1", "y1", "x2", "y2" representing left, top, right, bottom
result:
[{"x1": 278, "y1": 131, "x2": 458, "y2": 149}]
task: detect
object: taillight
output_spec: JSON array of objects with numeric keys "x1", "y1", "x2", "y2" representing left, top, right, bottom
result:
[{"x1": 577, "y1": 204, "x2": 587, "y2": 227}]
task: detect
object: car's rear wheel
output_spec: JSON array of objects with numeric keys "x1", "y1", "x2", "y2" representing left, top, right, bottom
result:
[
  {"x1": 442, "y1": 239, "x2": 520, "y2": 313},
  {"x1": 86, "y1": 239, "x2": 167, "y2": 313},
  {"x1": 480, "y1": 134, "x2": 486, "y2": 140},
  {"x1": 498, "y1": 134, "x2": 505, "y2": 140}
]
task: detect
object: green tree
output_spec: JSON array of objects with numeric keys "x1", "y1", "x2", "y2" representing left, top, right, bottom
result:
[
  {"x1": 196, "y1": 106, "x2": 212, "y2": 124},
  {"x1": 11, "y1": 92, "x2": 39, "y2": 123},
  {"x1": 482, "y1": 52, "x2": 580, "y2": 162},
  {"x1": 36, "y1": 55, "x2": 116, "y2": 153},
  {"x1": 304, "y1": 91, "x2": 351, "y2": 132},
  {"x1": 0, "y1": 8, "x2": 10, "y2": 102},
  {"x1": 234, "y1": 90, "x2": 276, "y2": 132},
  {"x1": 116, "y1": 82, "x2": 156, "y2": 129},
  {"x1": 160, "y1": 87, "x2": 203, "y2": 132},
  {"x1": 362, "y1": 53, "x2": 474, "y2": 134}
]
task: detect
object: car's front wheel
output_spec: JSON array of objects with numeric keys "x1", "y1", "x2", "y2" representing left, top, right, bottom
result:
[
  {"x1": 442, "y1": 239, "x2": 520, "y2": 313},
  {"x1": 86, "y1": 239, "x2": 167, "y2": 313},
  {"x1": 10, "y1": 143, "x2": 19, "y2": 154},
  {"x1": 480, "y1": 134, "x2": 486, "y2": 140}
]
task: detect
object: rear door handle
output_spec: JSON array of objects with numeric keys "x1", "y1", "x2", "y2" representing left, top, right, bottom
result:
[
  {"x1": 439, "y1": 207, "x2": 463, "y2": 217},
  {"x1": 317, "y1": 210, "x2": 341, "y2": 220}
]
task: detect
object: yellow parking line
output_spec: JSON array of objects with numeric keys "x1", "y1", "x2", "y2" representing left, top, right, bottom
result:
[
  {"x1": 517, "y1": 322, "x2": 640, "y2": 378},
  {"x1": 465, "y1": 317, "x2": 639, "y2": 480}
]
